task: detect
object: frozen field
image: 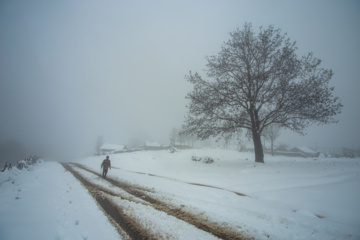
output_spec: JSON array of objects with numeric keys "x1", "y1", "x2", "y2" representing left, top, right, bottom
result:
[{"x1": 1, "y1": 149, "x2": 359, "y2": 239}]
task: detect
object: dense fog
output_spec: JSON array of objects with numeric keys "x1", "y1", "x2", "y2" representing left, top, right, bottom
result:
[{"x1": 0, "y1": 0, "x2": 359, "y2": 159}]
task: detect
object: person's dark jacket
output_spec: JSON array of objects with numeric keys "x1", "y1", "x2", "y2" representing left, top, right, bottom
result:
[{"x1": 101, "y1": 159, "x2": 111, "y2": 170}]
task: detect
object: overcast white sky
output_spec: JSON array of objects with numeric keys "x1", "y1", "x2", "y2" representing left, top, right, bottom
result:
[{"x1": 0, "y1": 0, "x2": 359, "y2": 157}]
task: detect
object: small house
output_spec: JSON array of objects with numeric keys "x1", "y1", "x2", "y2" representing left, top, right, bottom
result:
[
  {"x1": 100, "y1": 143, "x2": 127, "y2": 155},
  {"x1": 290, "y1": 146, "x2": 320, "y2": 158}
]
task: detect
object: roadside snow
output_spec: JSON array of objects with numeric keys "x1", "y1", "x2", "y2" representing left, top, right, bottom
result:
[
  {"x1": 1, "y1": 149, "x2": 359, "y2": 240},
  {"x1": 0, "y1": 162, "x2": 120, "y2": 240}
]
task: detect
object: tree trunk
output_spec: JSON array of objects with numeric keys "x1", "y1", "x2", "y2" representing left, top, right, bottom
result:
[
  {"x1": 252, "y1": 129, "x2": 264, "y2": 163},
  {"x1": 271, "y1": 139, "x2": 274, "y2": 156},
  {"x1": 250, "y1": 107, "x2": 264, "y2": 163}
]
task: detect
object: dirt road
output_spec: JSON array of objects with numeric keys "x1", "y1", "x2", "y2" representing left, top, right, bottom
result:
[{"x1": 61, "y1": 162, "x2": 253, "y2": 240}]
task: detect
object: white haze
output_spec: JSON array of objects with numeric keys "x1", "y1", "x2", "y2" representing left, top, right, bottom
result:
[{"x1": 0, "y1": 0, "x2": 359, "y2": 158}]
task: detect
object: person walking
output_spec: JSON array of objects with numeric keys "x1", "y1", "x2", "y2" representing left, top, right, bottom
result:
[{"x1": 101, "y1": 156, "x2": 111, "y2": 179}]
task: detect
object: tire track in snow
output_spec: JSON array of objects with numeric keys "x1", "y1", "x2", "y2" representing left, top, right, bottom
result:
[
  {"x1": 115, "y1": 168, "x2": 250, "y2": 197},
  {"x1": 62, "y1": 162, "x2": 254, "y2": 240},
  {"x1": 61, "y1": 163, "x2": 150, "y2": 239}
]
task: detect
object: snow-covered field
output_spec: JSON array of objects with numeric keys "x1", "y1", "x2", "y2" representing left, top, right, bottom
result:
[{"x1": 1, "y1": 149, "x2": 359, "y2": 240}]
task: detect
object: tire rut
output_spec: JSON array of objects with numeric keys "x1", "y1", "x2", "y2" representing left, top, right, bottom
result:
[
  {"x1": 61, "y1": 163, "x2": 150, "y2": 239},
  {"x1": 61, "y1": 162, "x2": 253, "y2": 240}
]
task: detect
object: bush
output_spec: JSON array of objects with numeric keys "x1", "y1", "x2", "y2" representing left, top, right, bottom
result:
[{"x1": 191, "y1": 156, "x2": 214, "y2": 164}]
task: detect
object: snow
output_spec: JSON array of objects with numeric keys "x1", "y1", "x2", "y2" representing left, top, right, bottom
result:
[
  {"x1": 145, "y1": 141, "x2": 161, "y2": 147},
  {"x1": 0, "y1": 162, "x2": 120, "y2": 240},
  {"x1": 1, "y1": 149, "x2": 359, "y2": 240}
]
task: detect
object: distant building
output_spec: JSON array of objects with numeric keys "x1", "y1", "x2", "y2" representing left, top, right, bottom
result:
[
  {"x1": 289, "y1": 146, "x2": 320, "y2": 158},
  {"x1": 100, "y1": 143, "x2": 127, "y2": 155}
]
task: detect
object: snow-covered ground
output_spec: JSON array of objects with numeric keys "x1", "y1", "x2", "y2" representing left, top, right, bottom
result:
[{"x1": 1, "y1": 149, "x2": 359, "y2": 240}]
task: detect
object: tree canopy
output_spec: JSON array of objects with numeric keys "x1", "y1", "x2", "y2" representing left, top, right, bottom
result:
[{"x1": 181, "y1": 23, "x2": 343, "y2": 163}]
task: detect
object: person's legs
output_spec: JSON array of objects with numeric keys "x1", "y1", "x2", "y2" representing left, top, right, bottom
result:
[{"x1": 103, "y1": 168, "x2": 108, "y2": 179}]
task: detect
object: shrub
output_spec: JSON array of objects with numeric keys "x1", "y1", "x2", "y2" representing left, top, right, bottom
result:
[{"x1": 191, "y1": 156, "x2": 214, "y2": 164}]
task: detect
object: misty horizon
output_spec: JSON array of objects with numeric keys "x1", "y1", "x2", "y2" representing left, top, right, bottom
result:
[{"x1": 1, "y1": 0, "x2": 359, "y2": 159}]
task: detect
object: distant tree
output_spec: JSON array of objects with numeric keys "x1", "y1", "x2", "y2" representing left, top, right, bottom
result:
[
  {"x1": 184, "y1": 133, "x2": 196, "y2": 148},
  {"x1": 276, "y1": 143, "x2": 289, "y2": 152},
  {"x1": 181, "y1": 23, "x2": 342, "y2": 163},
  {"x1": 263, "y1": 124, "x2": 281, "y2": 156},
  {"x1": 95, "y1": 135, "x2": 103, "y2": 156},
  {"x1": 177, "y1": 131, "x2": 186, "y2": 146},
  {"x1": 221, "y1": 133, "x2": 232, "y2": 149},
  {"x1": 169, "y1": 128, "x2": 177, "y2": 146}
]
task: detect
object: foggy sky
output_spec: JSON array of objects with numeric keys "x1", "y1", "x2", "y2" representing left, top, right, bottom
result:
[{"x1": 1, "y1": 0, "x2": 359, "y2": 158}]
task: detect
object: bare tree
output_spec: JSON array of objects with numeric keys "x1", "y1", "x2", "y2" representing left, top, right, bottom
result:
[
  {"x1": 181, "y1": 23, "x2": 342, "y2": 163},
  {"x1": 95, "y1": 135, "x2": 103, "y2": 156},
  {"x1": 276, "y1": 143, "x2": 289, "y2": 152},
  {"x1": 169, "y1": 127, "x2": 177, "y2": 146},
  {"x1": 263, "y1": 124, "x2": 281, "y2": 156},
  {"x1": 185, "y1": 133, "x2": 196, "y2": 148},
  {"x1": 219, "y1": 133, "x2": 232, "y2": 149},
  {"x1": 177, "y1": 131, "x2": 186, "y2": 146}
]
